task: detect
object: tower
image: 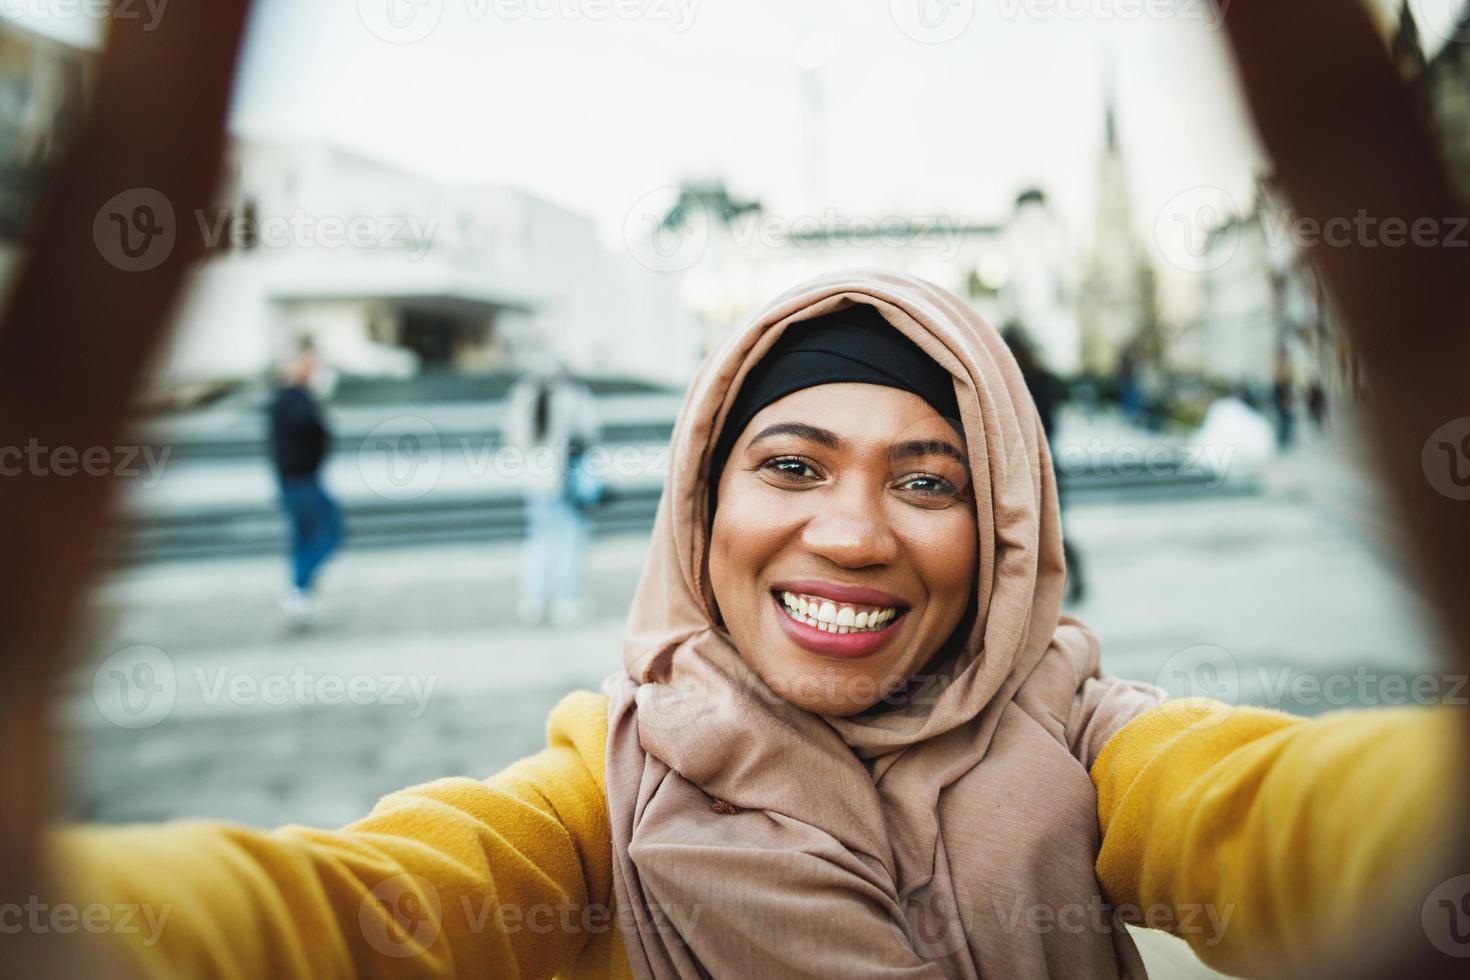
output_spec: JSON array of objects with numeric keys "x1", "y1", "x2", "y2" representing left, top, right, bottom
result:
[{"x1": 1077, "y1": 76, "x2": 1160, "y2": 378}]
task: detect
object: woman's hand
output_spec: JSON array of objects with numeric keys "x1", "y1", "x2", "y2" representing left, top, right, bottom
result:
[
  {"x1": 1216, "y1": 6, "x2": 1470, "y2": 976},
  {"x1": 0, "y1": 5, "x2": 253, "y2": 975}
]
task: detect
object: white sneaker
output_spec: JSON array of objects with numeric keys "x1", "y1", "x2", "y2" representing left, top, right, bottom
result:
[
  {"x1": 518, "y1": 599, "x2": 547, "y2": 626},
  {"x1": 279, "y1": 586, "x2": 317, "y2": 627},
  {"x1": 550, "y1": 597, "x2": 591, "y2": 628}
]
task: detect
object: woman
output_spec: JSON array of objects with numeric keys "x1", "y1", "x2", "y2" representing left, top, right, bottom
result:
[
  {"x1": 503, "y1": 358, "x2": 601, "y2": 626},
  {"x1": 54, "y1": 271, "x2": 1458, "y2": 979}
]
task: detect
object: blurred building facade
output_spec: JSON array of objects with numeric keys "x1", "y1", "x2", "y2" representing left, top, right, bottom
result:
[
  {"x1": 151, "y1": 139, "x2": 700, "y2": 395},
  {"x1": 998, "y1": 189, "x2": 1083, "y2": 376},
  {"x1": 1188, "y1": 180, "x2": 1331, "y2": 399},
  {"x1": 0, "y1": 12, "x2": 97, "y2": 279},
  {"x1": 643, "y1": 180, "x2": 1084, "y2": 375}
]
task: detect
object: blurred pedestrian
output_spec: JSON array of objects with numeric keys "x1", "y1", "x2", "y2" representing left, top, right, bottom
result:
[
  {"x1": 267, "y1": 339, "x2": 343, "y2": 626},
  {"x1": 1306, "y1": 380, "x2": 1327, "y2": 433},
  {"x1": 1003, "y1": 322, "x2": 1085, "y2": 603},
  {"x1": 504, "y1": 356, "x2": 601, "y2": 627},
  {"x1": 1117, "y1": 344, "x2": 1143, "y2": 427},
  {"x1": 1272, "y1": 348, "x2": 1297, "y2": 449}
]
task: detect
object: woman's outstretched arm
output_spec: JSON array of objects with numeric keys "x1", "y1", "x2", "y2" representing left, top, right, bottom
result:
[
  {"x1": 1091, "y1": 699, "x2": 1465, "y2": 978},
  {"x1": 49, "y1": 691, "x2": 624, "y2": 980}
]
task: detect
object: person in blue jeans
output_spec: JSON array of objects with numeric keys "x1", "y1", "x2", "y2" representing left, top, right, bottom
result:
[{"x1": 267, "y1": 340, "x2": 343, "y2": 625}]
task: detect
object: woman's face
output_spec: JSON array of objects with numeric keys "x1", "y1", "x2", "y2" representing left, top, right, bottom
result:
[{"x1": 708, "y1": 382, "x2": 978, "y2": 716}]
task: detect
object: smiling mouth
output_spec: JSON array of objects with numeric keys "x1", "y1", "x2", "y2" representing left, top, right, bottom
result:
[{"x1": 771, "y1": 589, "x2": 907, "y2": 634}]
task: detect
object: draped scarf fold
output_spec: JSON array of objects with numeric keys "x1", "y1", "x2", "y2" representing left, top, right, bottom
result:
[{"x1": 601, "y1": 270, "x2": 1165, "y2": 979}]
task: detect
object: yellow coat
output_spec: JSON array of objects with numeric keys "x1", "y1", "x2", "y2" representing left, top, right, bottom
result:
[{"x1": 53, "y1": 693, "x2": 1459, "y2": 979}]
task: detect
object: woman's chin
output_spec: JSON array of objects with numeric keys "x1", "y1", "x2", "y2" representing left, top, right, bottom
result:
[{"x1": 758, "y1": 659, "x2": 887, "y2": 716}]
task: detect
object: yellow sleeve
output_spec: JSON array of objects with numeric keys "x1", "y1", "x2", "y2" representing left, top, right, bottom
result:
[
  {"x1": 48, "y1": 689, "x2": 618, "y2": 980},
  {"x1": 1091, "y1": 698, "x2": 1465, "y2": 977}
]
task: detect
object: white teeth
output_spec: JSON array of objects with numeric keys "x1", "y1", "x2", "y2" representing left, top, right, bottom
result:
[{"x1": 777, "y1": 591, "x2": 901, "y2": 633}]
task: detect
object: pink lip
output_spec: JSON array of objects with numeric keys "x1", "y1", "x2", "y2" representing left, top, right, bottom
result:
[{"x1": 769, "y1": 592, "x2": 908, "y2": 660}]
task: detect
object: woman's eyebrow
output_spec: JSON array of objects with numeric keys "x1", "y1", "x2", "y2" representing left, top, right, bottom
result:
[
  {"x1": 748, "y1": 422, "x2": 968, "y2": 467},
  {"x1": 890, "y1": 439, "x2": 968, "y2": 468},
  {"x1": 748, "y1": 422, "x2": 839, "y2": 449}
]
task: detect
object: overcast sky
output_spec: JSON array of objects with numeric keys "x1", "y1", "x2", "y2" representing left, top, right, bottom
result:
[{"x1": 15, "y1": 1, "x2": 1457, "y2": 320}]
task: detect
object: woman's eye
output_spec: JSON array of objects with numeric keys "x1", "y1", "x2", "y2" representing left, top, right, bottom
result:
[
  {"x1": 900, "y1": 474, "x2": 959, "y2": 498},
  {"x1": 762, "y1": 457, "x2": 819, "y2": 481}
]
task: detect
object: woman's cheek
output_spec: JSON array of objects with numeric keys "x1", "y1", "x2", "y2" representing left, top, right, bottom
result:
[{"x1": 909, "y1": 509, "x2": 977, "y2": 603}]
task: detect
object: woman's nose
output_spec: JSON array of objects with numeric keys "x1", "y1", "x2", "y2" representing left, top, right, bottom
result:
[{"x1": 798, "y1": 489, "x2": 899, "y2": 569}]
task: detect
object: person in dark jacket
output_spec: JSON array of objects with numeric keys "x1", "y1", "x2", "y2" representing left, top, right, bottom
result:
[{"x1": 267, "y1": 340, "x2": 342, "y2": 624}]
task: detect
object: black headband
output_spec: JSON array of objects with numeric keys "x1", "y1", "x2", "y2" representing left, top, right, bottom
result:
[{"x1": 707, "y1": 304, "x2": 962, "y2": 515}]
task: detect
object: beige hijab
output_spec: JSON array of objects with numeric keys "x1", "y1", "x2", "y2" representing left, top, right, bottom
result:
[{"x1": 601, "y1": 270, "x2": 1165, "y2": 979}]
